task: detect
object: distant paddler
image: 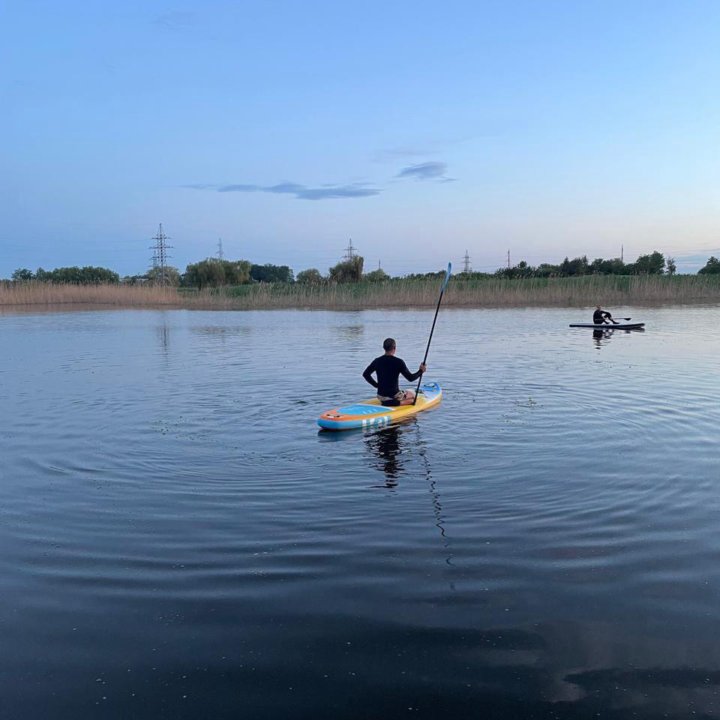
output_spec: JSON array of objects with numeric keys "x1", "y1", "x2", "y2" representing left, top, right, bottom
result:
[
  {"x1": 593, "y1": 305, "x2": 619, "y2": 325},
  {"x1": 362, "y1": 338, "x2": 427, "y2": 407}
]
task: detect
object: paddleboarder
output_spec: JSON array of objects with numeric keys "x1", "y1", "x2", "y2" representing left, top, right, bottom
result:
[
  {"x1": 363, "y1": 338, "x2": 427, "y2": 406},
  {"x1": 593, "y1": 305, "x2": 618, "y2": 325}
]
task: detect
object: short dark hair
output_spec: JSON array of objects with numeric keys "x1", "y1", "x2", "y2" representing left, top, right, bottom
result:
[{"x1": 383, "y1": 338, "x2": 396, "y2": 352}]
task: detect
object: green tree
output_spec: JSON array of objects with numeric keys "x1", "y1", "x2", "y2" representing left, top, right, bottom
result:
[
  {"x1": 296, "y1": 268, "x2": 324, "y2": 285},
  {"x1": 698, "y1": 256, "x2": 720, "y2": 274},
  {"x1": 250, "y1": 263, "x2": 294, "y2": 283},
  {"x1": 224, "y1": 259, "x2": 252, "y2": 285},
  {"x1": 184, "y1": 260, "x2": 224, "y2": 289},
  {"x1": 590, "y1": 258, "x2": 626, "y2": 275},
  {"x1": 534, "y1": 263, "x2": 560, "y2": 278},
  {"x1": 494, "y1": 260, "x2": 541, "y2": 279},
  {"x1": 631, "y1": 251, "x2": 665, "y2": 275},
  {"x1": 11, "y1": 268, "x2": 34, "y2": 282},
  {"x1": 183, "y1": 259, "x2": 251, "y2": 289},
  {"x1": 28, "y1": 266, "x2": 120, "y2": 284},
  {"x1": 147, "y1": 266, "x2": 181, "y2": 286},
  {"x1": 80, "y1": 266, "x2": 120, "y2": 283},
  {"x1": 559, "y1": 256, "x2": 590, "y2": 276},
  {"x1": 666, "y1": 257, "x2": 677, "y2": 275},
  {"x1": 364, "y1": 268, "x2": 390, "y2": 282},
  {"x1": 404, "y1": 270, "x2": 446, "y2": 280},
  {"x1": 329, "y1": 256, "x2": 364, "y2": 283}
]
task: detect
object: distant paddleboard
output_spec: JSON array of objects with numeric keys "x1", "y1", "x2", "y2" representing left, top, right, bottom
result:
[
  {"x1": 569, "y1": 323, "x2": 645, "y2": 329},
  {"x1": 318, "y1": 381, "x2": 442, "y2": 431}
]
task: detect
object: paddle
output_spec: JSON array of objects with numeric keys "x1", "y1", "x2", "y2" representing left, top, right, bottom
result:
[{"x1": 412, "y1": 263, "x2": 452, "y2": 406}]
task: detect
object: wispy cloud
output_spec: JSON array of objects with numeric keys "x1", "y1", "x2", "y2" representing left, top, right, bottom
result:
[
  {"x1": 396, "y1": 161, "x2": 453, "y2": 182},
  {"x1": 185, "y1": 163, "x2": 456, "y2": 200},
  {"x1": 188, "y1": 181, "x2": 381, "y2": 201}
]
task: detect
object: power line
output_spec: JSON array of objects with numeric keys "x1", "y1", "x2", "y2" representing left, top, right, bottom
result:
[{"x1": 462, "y1": 249, "x2": 471, "y2": 273}]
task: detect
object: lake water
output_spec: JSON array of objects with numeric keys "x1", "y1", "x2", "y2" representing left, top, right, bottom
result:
[{"x1": 1, "y1": 305, "x2": 719, "y2": 719}]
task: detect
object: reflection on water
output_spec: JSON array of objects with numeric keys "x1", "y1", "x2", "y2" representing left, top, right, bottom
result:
[
  {"x1": 156, "y1": 320, "x2": 171, "y2": 355},
  {"x1": 365, "y1": 424, "x2": 405, "y2": 483},
  {"x1": 364, "y1": 422, "x2": 454, "y2": 568},
  {"x1": 190, "y1": 325, "x2": 251, "y2": 339},
  {"x1": 593, "y1": 326, "x2": 646, "y2": 348},
  {"x1": 593, "y1": 327, "x2": 613, "y2": 348}
]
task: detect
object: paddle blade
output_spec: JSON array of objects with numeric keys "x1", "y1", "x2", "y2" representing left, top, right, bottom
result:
[{"x1": 441, "y1": 262, "x2": 452, "y2": 292}]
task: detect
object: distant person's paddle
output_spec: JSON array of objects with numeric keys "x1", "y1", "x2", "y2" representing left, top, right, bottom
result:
[{"x1": 413, "y1": 263, "x2": 452, "y2": 406}]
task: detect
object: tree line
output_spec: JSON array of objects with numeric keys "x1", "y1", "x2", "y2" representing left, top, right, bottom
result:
[
  {"x1": 6, "y1": 260, "x2": 293, "y2": 288},
  {"x1": 493, "y1": 251, "x2": 673, "y2": 279},
  {"x1": 6, "y1": 252, "x2": 720, "y2": 288}
]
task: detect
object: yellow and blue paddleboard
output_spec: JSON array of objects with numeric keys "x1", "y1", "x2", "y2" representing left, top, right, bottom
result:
[{"x1": 317, "y1": 381, "x2": 442, "y2": 431}]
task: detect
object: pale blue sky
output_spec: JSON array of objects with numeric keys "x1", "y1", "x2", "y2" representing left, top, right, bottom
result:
[{"x1": 2, "y1": 0, "x2": 719, "y2": 276}]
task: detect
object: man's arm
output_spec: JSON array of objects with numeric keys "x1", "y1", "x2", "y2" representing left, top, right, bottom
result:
[
  {"x1": 400, "y1": 360, "x2": 426, "y2": 382},
  {"x1": 362, "y1": 360, "x2": 378, "y2": 388}
]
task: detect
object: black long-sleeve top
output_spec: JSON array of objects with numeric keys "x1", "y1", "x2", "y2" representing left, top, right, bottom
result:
[
  {"x1": 593, "y1": 309, "x2": 613, "y2": 323},
  {"x1": 362, "y1": 355, "x2": 422, "y2": 397}
]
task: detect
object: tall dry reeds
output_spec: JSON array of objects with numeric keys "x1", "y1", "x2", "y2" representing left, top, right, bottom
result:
[
  {"x1": 1, "y1": 275, "x2": 718, "y2": 312},
  {"x1": 0, "y1": 282, "x2": 181, "y2": 308}
]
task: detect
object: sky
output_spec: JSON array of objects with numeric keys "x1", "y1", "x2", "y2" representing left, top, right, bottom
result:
[{"x1": 2, "y1": 0, "x2": 720, "y2": 277}]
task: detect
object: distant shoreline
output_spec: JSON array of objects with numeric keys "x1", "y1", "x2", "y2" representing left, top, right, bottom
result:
[{"x1": 1, "y1": 275, "x2": 719, "y2": 312}]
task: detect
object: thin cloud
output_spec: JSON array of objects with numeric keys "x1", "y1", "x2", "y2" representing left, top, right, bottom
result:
[
  {"x1": 191, "y1": 181, "x2": 381, "y2": 201},
  {"x1": 397, "y1": 161, "x2": 451, "y2": 181},
  {"x1": 294, "y1": 185, "x2": 379, "y2": 200},
  {"x1": 217, "y1": 184, "x2": 262, "y2": 193}
]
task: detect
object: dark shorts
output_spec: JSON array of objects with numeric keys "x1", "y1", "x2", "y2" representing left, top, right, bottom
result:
[{"x1": 378, "y1": 390, "x2": 408, "y2": 407}]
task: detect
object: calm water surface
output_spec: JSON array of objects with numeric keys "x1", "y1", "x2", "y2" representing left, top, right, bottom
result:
[{"x1": 1, "y1": 306, "x2": 719, "y2": 719}]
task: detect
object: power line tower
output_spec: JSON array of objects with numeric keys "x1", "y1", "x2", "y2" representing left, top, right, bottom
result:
[
  {"x1": 343, "y1": 238, "x2": 357, "y2": 261},
  {"x1": 217, "y1": 238, "x2": 224, "y2": 261},
  {"x1": 507, "y1": 250, "x2": 511, "y2": 269},
  {"x1": 149, "y1": 224, "x2": 173, "y2": 284},
  {"x1": 463, "y1": 249, "x2": 471, "y2": 273}
]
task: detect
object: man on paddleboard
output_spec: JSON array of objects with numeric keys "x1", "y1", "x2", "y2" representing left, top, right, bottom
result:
[
  {"x1": 362, "y1": 338, "x2": 427, "y2": 406},
  {"x1": 593, "y1": 305, "x2": 618, "y2": 325}
]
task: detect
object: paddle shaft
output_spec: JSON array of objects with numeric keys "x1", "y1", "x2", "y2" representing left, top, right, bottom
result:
[{"x1": 412, "y1": 272, "x2": 449, "y2": 405}]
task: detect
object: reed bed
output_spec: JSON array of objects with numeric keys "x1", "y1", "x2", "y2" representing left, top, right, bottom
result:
[
  {"x1": 187, "y1": 274, "x2": 720, "y2": 310},
  {"x1": 0, "y1": 282, "x2": 181, "y2": 308},
  {"x1": 2, "y1": 274, "x2": 719, "y2": 312}
]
